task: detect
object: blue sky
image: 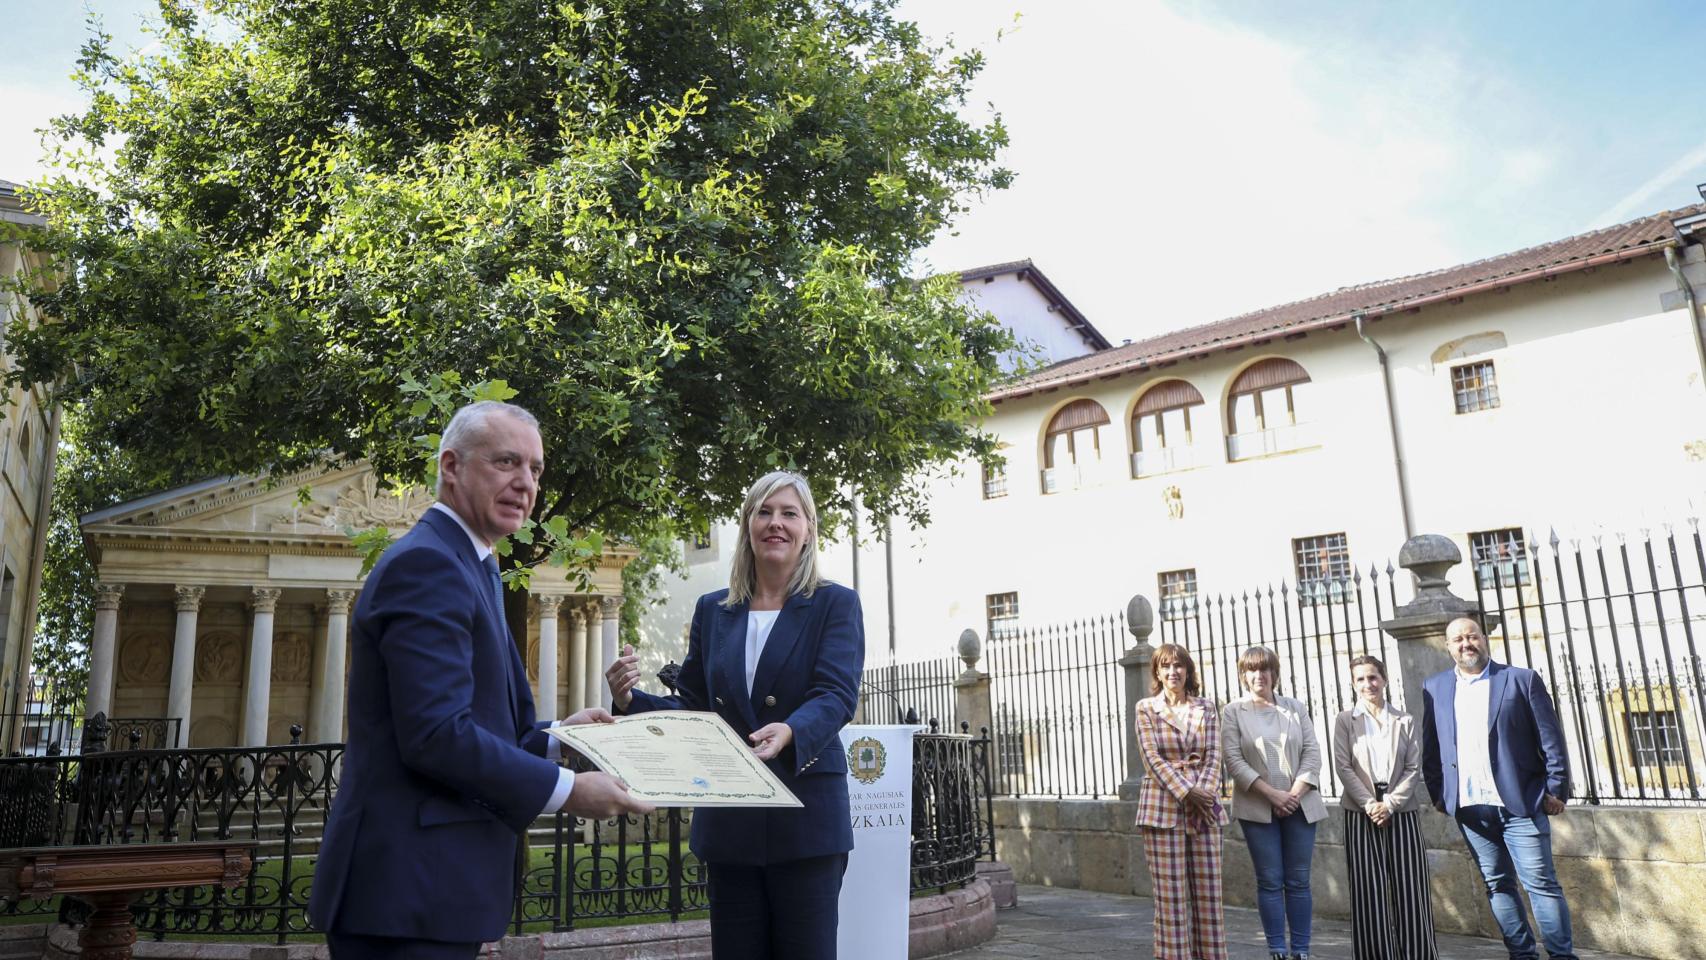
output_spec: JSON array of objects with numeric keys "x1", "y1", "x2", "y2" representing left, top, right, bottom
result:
[{"x1": 5, "y1": 1, "x2": 1705, "y2": 344}]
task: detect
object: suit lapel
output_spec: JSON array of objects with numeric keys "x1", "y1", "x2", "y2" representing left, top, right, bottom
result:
[
  {"x1": 1432, "y1": 673, "x2": 1458, "y2": 748},
  {"x1": 750, "y1": 592, "x2": 816, "y2": 707},
  {"x1": 715, "y1": 601, "x2": 760, "y2": 730},
  {"x1": 420, "y1": 510, "x2": 524, "y2": 728},
  {"x1": 1486, "y1": 661, "x2": 1510, "y2": 732}
]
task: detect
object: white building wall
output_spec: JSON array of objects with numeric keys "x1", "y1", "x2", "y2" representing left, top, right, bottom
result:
[
  {"x1": 958, "y1": 272, "x2": 1100, "y2": 371},
  {"x1": 634, "y1": 254, "x2": 1706, "y2": 680}
]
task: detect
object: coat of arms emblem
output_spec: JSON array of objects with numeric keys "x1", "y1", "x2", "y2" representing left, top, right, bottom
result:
[{"x1": 850, "y1": 736, "x2": 887, "y2": 785}]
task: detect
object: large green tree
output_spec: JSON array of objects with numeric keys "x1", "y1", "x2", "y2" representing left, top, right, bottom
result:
[{"x1": 8, "y1": 0, "x2": 1013, "y2": 578}]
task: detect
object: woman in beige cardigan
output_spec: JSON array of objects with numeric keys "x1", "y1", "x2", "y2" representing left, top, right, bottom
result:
[
  {"x1": 1332, "y1": 654, "x2": 1437, "y2": 960},
  {"x1": 1221, "y1": 646, "x2": 1326, "y2": 960}
]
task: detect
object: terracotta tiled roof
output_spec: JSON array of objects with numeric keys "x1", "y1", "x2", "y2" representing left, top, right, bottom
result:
[{"x1": 990, "y1": 203, "x2": 1704, "y2": 401}]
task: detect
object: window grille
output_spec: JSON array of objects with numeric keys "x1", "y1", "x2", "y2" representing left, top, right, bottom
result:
[
  {"x1": 986, "y1": 591, "x2": 1020, "y2": 640},
  {"x1": 1470, "y1": 528, "x2": 1530, "y2": 589},
  {"x1": 1292, "y1": 533, "x2": 1351, "y2": 602},
  {"x1": 982, "y1": 461, "x2": 1008, "y2": 500},
  {"x1": 1451, "y1": 360, "x2": 1500, "y2": 413},
  {"x1": 1626, "y1": 708, "x2": 1686, "y2": 770},
  {"x1": 1158, "y1": 569, "x2": 1198, "y2": 621}
]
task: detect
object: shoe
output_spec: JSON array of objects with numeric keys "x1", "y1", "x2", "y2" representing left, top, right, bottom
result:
[
  {"x1": 1289, "y1": 954, "x2": 1310, "y2": 960},
  {"x1": 1269, "y1": 953, "x2": 1288, "y2": 960}
]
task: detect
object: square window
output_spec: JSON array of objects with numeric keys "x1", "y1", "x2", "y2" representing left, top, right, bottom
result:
[
  {"x1": 1292, "y1": 533, "x2": 1351, "y2": 603},
  {"x1": 982, "y1": 461, "x2": 1008, "y2": 500},
  {"x1": 1452, "y1": 360, "x2": 1500, "y2": 413},
  {"x1": 1158, "y1": 569, "x2": 1198, "y2": 621},
  {"x1": 986, "y1": 591, "x2": 1020, "y2": 641},
  {"x1": 1470, "y1": 528, "x2": 1530, "y2": 590},
  {"x1": 1627, "y1": 708, "x2": 1685, "y2": 770}
]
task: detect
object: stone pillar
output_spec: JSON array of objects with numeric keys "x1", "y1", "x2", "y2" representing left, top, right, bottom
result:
[
  {"x1": 313, "y1": 589, "x2": 356, "y2": 742},
  {"x1": 599, "y1": 595, "x2": 622, "y2": 711},
  {"x1": 86, "y1": 583, "x2": 126, "y2": 720},
  {"x1": 953, "y1": 628, "x2": 992, "y2": 736},
  {"x1": 584, "y1": 601, "x2": 604, "y2": 710},
  {"x1": 535, "y1": 595, "x2": 563, "y2": 721},
  {"x1": 566, "y1": 605, "x2": 589, "y2": 714},
  {"x1": 1117, "y1": 594, "x2": 1156, "y2": 801},
  {"x1": 166, "y1": 586, "x2": 205, "y2": 747},
  {"x1": 240, "y1": 587, "x2": 283, "y2": 747},
  {"x1": 1379, "y1": 534, "x2": 1488, "y2": 714}
]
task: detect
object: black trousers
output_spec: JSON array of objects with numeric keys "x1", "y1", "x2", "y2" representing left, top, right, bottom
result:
[{"x1": 706, "y1": 852, "x2": 849, "y2": 960}]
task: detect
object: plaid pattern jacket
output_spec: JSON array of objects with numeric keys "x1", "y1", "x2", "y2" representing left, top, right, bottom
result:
[{"x1": 1134, "y1": 695, "x2": 1228, "y2": 831}]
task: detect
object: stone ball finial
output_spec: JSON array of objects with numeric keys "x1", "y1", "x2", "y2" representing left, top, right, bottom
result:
[
  {"x1": 957, "y1": 628, "x2": 982, "y2": 671},
  {"x1": 1126, "y1": 595, "x2": 1155, "y2": 640},
  {"x1": 1398, "y1": 534, "x2": 1461, "y2": 593}
]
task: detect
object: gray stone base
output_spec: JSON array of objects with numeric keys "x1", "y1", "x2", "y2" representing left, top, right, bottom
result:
[
  {"x1": 22, "y1": 875, "x2": 1003, "y2": 960},
  {"x1": 974, "y1": 861, "x2": 1018, "y2": 910}
]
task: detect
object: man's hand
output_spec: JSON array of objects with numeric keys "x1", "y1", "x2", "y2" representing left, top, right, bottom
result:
[
  {"x1": 565, "y1": 771, "x2": 654, "y2": 819},
  {"x1": 605, "y1": 644, "x2": 641, "y2": 711},
  {"x1": 563, "y1": 707, "x2": 616, "y2": 726},
  {"x1": 749, "y1": 722, "x2": 794, "y2": 761},
  {"x1": 1542, "y1": 793, "x2": 1567, "y2": 816}
]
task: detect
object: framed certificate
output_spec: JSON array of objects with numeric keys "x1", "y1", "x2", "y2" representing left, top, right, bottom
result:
[{"x1": 546, "y1": 712, "x2": 803, "y2": 808}]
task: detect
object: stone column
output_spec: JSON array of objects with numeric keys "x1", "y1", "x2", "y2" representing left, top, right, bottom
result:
[
  {"x1": 313, "y1": 589, "x2": 356, "y2": 742},
  {"x1": 584, "y1": 601, "x2": 605, "y2": 710},
  {"x1": 535, "y1": 595, "x2": 563, "y2": 721},
  {"x1": 566, "y1": 605, "x2": 589, "y2": 714},
  {"x1": 1379, "y1": 534, "x2": 1488, "y2": 714},
  {"x1": 599, "y1": 595, "x2": 623, "y2": 711},
  {"x1": 240, "y1": 587, "x2": 283, "y2": 747},
  {"x1": 1117, "y1": 594, "x2": 1156, "y2": 801},
  {"x1": 85, "y1": 583, "x2": 126, "y2": 720},
  {"x1": 953, "y1": 628, "x2": 992, "y2": 736},
  {"x1": 166, "y1": 586, "x2": 205, "y2": 747}
]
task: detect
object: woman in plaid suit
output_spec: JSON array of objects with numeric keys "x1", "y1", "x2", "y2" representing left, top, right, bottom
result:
[{"x1": 1135, "y1": 643, "x2": 1228, "y2": 960}]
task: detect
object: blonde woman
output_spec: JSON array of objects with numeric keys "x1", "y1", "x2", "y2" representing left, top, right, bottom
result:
[
  {"x1": 1221, "y1": 646, "x2": 1327, "y2": 960},
  {"x1": 1333, "y1": 655, "x2": 1437, "y2": 960},
  {"x1": 1134, "y1": 643, "x2": 1228, "y2": 960},
  {"x1": 605, "y1": 472, "x2": 863, "y2": 960}
]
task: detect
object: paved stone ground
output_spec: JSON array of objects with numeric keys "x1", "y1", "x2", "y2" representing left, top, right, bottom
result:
[{"x1": 946, "y1": 885, "x2": 1643, "y2": 959}]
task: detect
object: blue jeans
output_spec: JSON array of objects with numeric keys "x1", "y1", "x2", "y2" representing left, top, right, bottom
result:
[
  {"x1": 1456, "y1": 805, "x2": 1578, "y2": 960},
  {"x1": 1240, "y1": 812, "x2": 1316, "y2": 954}
]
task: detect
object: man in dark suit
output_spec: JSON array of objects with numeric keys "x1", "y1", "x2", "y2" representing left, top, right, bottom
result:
[
  {"x1": 1421, "y1": 616, "x2": 1577, "y2": 960},
  {"x1": 308, "y1": 401, "x2": 652, "y2": 960}
]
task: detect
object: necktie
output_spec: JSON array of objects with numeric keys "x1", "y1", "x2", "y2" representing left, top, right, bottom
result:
[{"x1": 483, "y1": 554, "x2": 505, "y2": 613}]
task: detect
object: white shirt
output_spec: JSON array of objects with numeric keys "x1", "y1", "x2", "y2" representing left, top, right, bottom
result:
[
  {"x1": 745, "y1": 609, "x2": 782, "y2": 695},
  {"x1": 430, "y1": 502, "x2": 575, "y2": 815},
  {"x1": 1354, "y1": 700, "x2": 1393, "y2": 782},
  {"x1": 1454, "y1": 664, "x2": 1503, "y2": 808}
]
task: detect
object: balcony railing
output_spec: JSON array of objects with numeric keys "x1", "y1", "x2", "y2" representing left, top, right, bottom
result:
[
  {"x1": 1227, "y1": 421, "x2": 1316, "y2": 461},
  {"x1": 1131, "y1": 445, "x2": 1196, "y2": 478}
]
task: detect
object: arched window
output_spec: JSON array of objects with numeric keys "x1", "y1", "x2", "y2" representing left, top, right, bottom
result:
[
  {"x1": 1226, "y1": 358, "x2": 1316, "y2": 460},
  {"x1": 1041, "y1": 398, "x2": 1109, "y2": 493},
  {"x1": 1130, "y1": 379, "x2": 1204, "y2": 477}
]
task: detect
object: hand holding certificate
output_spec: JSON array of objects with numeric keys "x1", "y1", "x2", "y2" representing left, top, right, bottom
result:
[{"x1": 546, "y1": 712, "x2": 803, "y2": 808}]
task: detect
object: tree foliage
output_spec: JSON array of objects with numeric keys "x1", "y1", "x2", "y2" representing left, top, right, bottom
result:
[{"x1": 8, "y1": 0, "x2": 1014, "y2": 572}]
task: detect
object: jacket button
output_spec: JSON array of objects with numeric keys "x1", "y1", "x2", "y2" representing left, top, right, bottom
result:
[
  {"x1": 715, "y1": 697, "x2": 725, "y2": 707},
  {"x1": 764, "y1": 696, "x2": 777, "y2": 707}
]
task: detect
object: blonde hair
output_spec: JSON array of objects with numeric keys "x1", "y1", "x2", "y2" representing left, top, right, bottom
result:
[{"x1": 724, "y1": 471, "x2": 825, "y2": 607}]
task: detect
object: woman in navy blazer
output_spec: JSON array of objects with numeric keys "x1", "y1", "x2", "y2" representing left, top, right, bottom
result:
[{"x1": 606, "y1": 471, "x2": 863, "y2": 959}]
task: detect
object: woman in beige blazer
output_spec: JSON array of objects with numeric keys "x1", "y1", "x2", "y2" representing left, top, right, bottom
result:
[
  {"x1": 1221, "y1": 646, "x2": 1326, "y2": 960},
  {"x1": 1332, "y1": 654, "x2": 1437, "y2": 960}
]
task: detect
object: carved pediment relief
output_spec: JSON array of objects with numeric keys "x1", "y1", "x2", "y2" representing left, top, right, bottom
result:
[
  {"x1": 272, "y1": 632, "x2": 311, "y2": 682},
  {"x1": 286, "y1": 474, "x2": 434, "y2": 532}
]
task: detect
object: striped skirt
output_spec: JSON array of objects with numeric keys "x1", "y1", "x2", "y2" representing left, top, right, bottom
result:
[{"x1": 1344, "y1": 809, "x2": 1437, "y2": 960}]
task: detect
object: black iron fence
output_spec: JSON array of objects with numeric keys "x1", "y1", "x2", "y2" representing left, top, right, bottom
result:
[
  {"x1": 0, "y1": 723, "x2": 995, "y2": 937},
  {"x1": 985, "y1": 616, "x2": 1127, "y2": 799},
  {"x1": 856, "y1": 656, "x2": 957, "y2": 727},
  {"x1": 2, "y1": 675, "x2": 180, "y2": 756},
  {"x1": 1472, "y1": 526, "x2": 1706, "y2": 805},
  {"x1": 1156, "y1": 566, "x2": 1402, "y2": 800}
]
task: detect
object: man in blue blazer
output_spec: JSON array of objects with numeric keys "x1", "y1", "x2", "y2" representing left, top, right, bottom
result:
[
  {"x1": 308, "y1": 401, "x2": 652, "y2": 960},
  {"x1": 1421, "y1": 617, "x2": 1577, "y2": 960}
]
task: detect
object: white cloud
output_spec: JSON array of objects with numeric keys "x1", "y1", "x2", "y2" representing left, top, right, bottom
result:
[
  {"x1": 900, "y1": 0, "x2": 1548, "y2": 343},
  {"x1": 1587, "y1": 137, "x2": 1706, "y2": 228}
]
